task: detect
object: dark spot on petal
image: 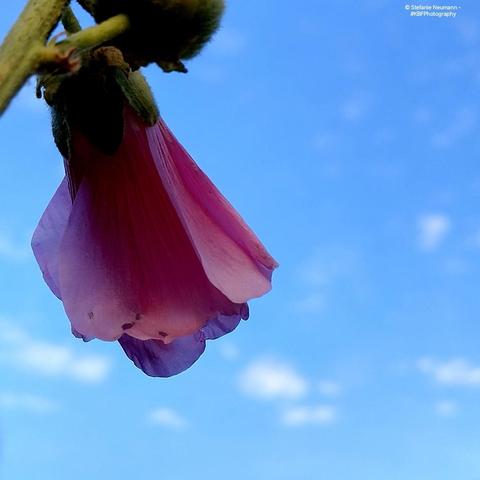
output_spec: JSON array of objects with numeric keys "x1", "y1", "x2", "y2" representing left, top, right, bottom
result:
[
  {"x1": 158, "y1": 331, "x2": 168, "y2": 338},
  {"x1": 122, "y1": 323, "x2": 134, "y2": 330},
  {"x1": 88, "y1": 311, "x2": 94, "y2": 320},
  {"x1": 135, "y1": 313, "x2": 142, "y2": 321},
  {"x1": 240, "y1": 303, "x2": 250, "y2": 320}
]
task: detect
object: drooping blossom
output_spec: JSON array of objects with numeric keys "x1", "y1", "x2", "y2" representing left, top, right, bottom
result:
[{"x1": 32, "y1": 106, "x2": 277, "y2": 377}]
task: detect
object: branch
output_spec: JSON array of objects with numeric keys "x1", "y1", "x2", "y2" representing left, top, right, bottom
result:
[
  {"x1": 0, "y1": 1, "x2": 131, "y2": 118},
  {"x1": 0, "y1": 0, "x2": 70, "y2": 116}
]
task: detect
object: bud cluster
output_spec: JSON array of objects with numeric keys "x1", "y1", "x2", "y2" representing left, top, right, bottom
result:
[{"x1": 82, "y1": 0, "x2": 225, "y2": 71}]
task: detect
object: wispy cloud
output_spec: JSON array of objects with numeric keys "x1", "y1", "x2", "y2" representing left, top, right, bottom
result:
[
  {"x1": 238, "y1": 358, "x2": 308, "y2": 401},
  {"x1": 418, "y1": 214, "x2": 450, "y2": 250},
  {"x1": 191, "y1": 29, "x2": 246, "y2": 84},
  {"x1": 0, "y1": 319, "x2": 112, "y2": 384},
  {"x1": 281, "y1": 405, "x2": 337, "y2": 427},
  {"x1": 294, "y1": 247, "x2": 362, "y2": 314},
  {"x1": 435, "y1": 400, "x2": 458, "y2": 418},
  {"x1": 294, "y1": 292, "x2": 325, "y2": 314},
  {"x1": 0, "y1": 392, "x2": 57, "y2": 413},
  {"x1": 418, "y1": 357, "x2": 480, "y2": 387},
  {"x1": 148, "y1": 407, "x2": 188, "y2": 430},
  {"x1": 238, "y1": 357, "x2": 342, "y2": 427}
]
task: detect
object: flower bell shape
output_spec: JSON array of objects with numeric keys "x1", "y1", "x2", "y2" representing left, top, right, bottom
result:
[{"x1": 32, "y1": 106, "x2": 278, "y2": 377}]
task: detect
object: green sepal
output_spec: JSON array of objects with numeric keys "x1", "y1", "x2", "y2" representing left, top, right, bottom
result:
[
  {"x1": 114, "y1": 69, "x2": 159, "y2": 126},
  {"x1": 157, "y1": 60, "x2": 187, "y2": 74},
  {"x1": 47, "y1": 56, "x2": 125, "y2": 157},
  {"x1": 50, "y1": 99, "x2": 72, "y2": 159}
]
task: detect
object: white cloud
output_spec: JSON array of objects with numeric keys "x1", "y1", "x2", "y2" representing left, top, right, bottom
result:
[
  {"x1": 0, "y1": 319, "x2": 111, "y2": 384},
  {"x1": 238, "y1": 358, "x2": 308, "y2": 401},
  {"x1": 148, "y1": 408, "x2": 188, "y2": 430},
  {"x1": 0, "y1": 392, "x2": 57, "y2": 413},
  {"x1": 281, "y1": 405, "x2": 337, "y2": 427},
  {"x1": 318, "y1": 380, "x2": 341, "y2": 397},
  {"x1": 418, "y1": 214, "x2": 450, "y2": 250},
  {"x1": 418, "y1": 358, "x2": 480, "y2": 387},
  {"x1": 69, "y1": 356, "x2": 111, "y2": 383},
  {"x1": 435, "y1": 400, "x2": 458, "y2": 418}
]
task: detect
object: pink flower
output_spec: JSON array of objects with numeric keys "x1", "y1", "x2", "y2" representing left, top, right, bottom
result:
[{"x1": 32, "y1": 107, "x2": 277, "y2": 376}]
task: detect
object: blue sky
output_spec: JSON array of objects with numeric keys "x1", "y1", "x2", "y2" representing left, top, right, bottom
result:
[{"x1": 1, "y1": 0, "x2": 480, "y2": 478}]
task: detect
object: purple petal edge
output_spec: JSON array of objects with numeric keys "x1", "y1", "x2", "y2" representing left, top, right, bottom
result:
[
  {"x1": 118, "y1": 306, "x2": 248, "y2": 377},
  {"x1": 31, "y1": 178, "x2": 71, "y2": 299}
]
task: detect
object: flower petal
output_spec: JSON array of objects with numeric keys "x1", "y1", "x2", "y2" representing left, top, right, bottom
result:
[
  {"x1": 145, "y1": 114, "x2": 278, "y2": 304},
  {"x1": 201, "y1": 303, "x2": 249, "y2": 340},
  {"x1": 57, "y1": 114, "x2": 246, "y2": 342},
  {"x1": 118, "y1": 307, "x2": 247, "y2": 377},
  {"x1": 118, "y1": 332, "x2": 206, "y2": 377},
  {"x1": 31, "y1": 178, "x2": 71, "y2": 298}
]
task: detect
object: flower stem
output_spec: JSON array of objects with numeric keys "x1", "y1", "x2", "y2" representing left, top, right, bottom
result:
[
  {"x1": 0, "y1": 0, "x2": 131, "y2": 118},
  {"x1": 61, "y1": 5, "x2": 82, "y2": 34},
  {"x1": 0, "y1": 0, "x2": 69, "y2": 116},
  {"x1": 57, "y1": 13, "x2": 130, "y2": 52}
]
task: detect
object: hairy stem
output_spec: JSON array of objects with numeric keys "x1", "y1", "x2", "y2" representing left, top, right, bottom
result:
[
  {"x1": 61, "y1": 5, "x2": 82, "y2": 34},
  {"x1": 57, "y1": 14, "x2": 130, "y2": 52},
  {"x1": 0, "y1": 0, "x2": 69, "y2": 116}
]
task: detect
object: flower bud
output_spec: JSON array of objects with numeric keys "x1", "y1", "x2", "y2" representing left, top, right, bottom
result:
[
  {"x1": 86, "y1": 0, "x2": 225, "y2": 71},
  {"x1": 46, "y1": 47, "x2": 158, "y2": 159}
]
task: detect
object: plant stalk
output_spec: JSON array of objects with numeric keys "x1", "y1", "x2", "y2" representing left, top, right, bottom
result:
[
  {"x1": 61, "y1": 5, "x2": 82, "y2": 34},
  {"x1": 0, "y1": 1, "x2": 130, "y2": 117},
  {"x1": 57, "y1": 13, "x2": 130, "y2": 52},
  {"x1": 0, "y1": 0, "x2": 69, "y2": 116}
]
